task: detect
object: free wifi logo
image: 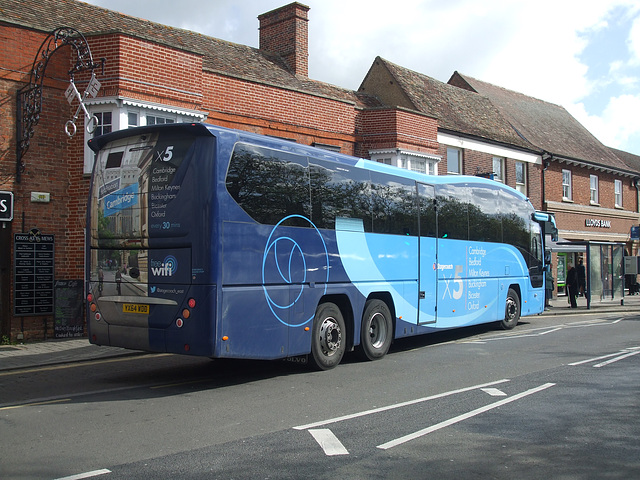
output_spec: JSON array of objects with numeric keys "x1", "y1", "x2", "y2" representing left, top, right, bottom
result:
[{"x1": 151, "y1": 255, "x2": 178, "y2": 277}]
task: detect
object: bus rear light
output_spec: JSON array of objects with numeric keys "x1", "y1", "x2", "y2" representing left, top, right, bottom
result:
[
  {"x1": 182, "y1": 309, "x2": 190, "y2": 319},
  {"x1": 222, "y1": 336, "x2": 229, "y2": 341},
  {"x1": 188, "y1": 298, "x2": 196, "y2": 308},
  {"x1": 184, "y1": 344, "x2": 190, "y2": 352},
  {"x1": 87, "y1": 293, "x2": 93, "y2": 302},
  {"x1": 95, "y1": 313, "x2": 101, "y2": 321},
  {"x1": 176, "y1": 318, "x2": 184, "y2": 328},
  {"x1": 90, "y1": 303, "x2": 97, "y2": 312}
]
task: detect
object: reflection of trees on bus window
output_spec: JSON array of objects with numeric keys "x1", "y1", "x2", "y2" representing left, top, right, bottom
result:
[
  {"x1": 370, "y1": 172, "x2": 417, "y2": 236},
  {"x1": 225, "y1": 143, "x2": 542, "y2": 279},
  {"x1": 227, "y1": 144, "x2": 422, "y2": 237},
  {"x1": 226, "y1": 144, "x2": 310, "y2": 227},
  {"x1": 310, "y1": 159, "x2": 371, "y2": 231}
]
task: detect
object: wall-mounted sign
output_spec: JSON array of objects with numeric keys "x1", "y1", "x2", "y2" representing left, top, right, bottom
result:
[
  {"x1": 585, "y1": 218, "x2": 611, "y2": 228},
  {"x1": 54, "y1": 279, "x2": 84, "y2": 338},
  {"x1": 0, "y1": 191, "x2": 13, "y2": 221},
  {"x1": 14, "y1": 230, "x2": 55, "y2": 316}
]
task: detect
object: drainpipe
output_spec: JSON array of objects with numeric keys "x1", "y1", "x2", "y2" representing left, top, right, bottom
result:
[
  {"x1": 541, "y1": 151, "x2": 552, "y2": 211},
  {"x1": 634, "y1": 177, "x2": 640, "y2": 256}
]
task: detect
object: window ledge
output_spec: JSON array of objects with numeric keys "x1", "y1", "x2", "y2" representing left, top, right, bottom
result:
[
  {"x1": 590, "y1": 202, "x2": 601, "y2": 207},
  {"x1": 562, "y1": 197, "x2": 573, "y2": 203}
]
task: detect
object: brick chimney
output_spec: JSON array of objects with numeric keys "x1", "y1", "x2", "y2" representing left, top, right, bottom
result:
[{"x1": 259, "y1": 3, "x2": 310, "y2": 77}]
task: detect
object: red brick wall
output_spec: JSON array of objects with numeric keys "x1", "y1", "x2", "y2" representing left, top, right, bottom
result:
[
  {"x1": 0, "y1": 24, "x2": 378, "y2": 340},
  {"x1": 259, "y1": 3, "x2": 309, "y2": 77},
  {"x1": 0, "y1": 25, "x2": 90, "y2": 340},
  {"x1": 203, "y1": 73, "x2": 359, "y2": 151},
  {"x1": 360, "y1": 108, "x2": 438, "y2": 156}
]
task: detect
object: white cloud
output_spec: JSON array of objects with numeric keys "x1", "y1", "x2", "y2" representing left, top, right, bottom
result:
[
  {"x1": 629, "y1": 13, "x2": 640, "y2": 65},
  {"x1": 569, "y1": 94, "x2": 640, "y2": 151},
  {"x1": 80, "y1": 0, "x2": 640, "y2": 153}
]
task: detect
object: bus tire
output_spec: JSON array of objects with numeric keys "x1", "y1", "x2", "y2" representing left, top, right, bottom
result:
[
  {"x1": 500, "y1": 288, "x2": 520, "y2": 330},
  {"x1": 310, "y1": 302, "x2": 346, "y2": 370},
  {"x1": 359, "y1": 299, "x2": 393, "y2": 361}
]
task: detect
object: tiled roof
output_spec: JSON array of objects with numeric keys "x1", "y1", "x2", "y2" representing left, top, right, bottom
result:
[
  {"x1": 0, "y1": 0, "x2": 380, "y2": 108},
  {"x1": 608, "y1": 146, "x2": 640, "y2": 175},
  {"x1": 450, "y1": 72, "x2": 629, "y2": 171},
  {"x1": 370, "y1": 58, "x2": 536, "y2": 151}
]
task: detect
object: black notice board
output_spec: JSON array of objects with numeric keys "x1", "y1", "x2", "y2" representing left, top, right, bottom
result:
[
  {"x1": 14, "y1": 232, "x2": 55, "y2": 316},
  {"x1": 54, "y1": 279, "x2": 84, "y2": 338}
]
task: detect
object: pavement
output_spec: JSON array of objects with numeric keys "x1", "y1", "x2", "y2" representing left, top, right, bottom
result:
[{"x1": 1, "y1": 294, "x2": 639, "y2": 372}]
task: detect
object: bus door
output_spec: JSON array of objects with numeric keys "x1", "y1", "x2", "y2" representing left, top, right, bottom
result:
[{"x1": 418, "y1": 183, "x2": 437, "y2": 324}]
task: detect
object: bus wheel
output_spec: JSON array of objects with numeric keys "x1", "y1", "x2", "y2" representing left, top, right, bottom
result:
[
  {"x1": 310, "y1": 302, "x2": 346, "y2": 370},
  {"x1": 359, "y1": 299, "x2": 393, "y2": 361},
  {"x1": 500, "y1": 288, "x2": 520, "y2": 330}
]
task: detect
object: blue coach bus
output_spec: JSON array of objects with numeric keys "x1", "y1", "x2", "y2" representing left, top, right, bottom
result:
[{"x1": 86, "y1": 123, "x2": 553, "y2": 370}]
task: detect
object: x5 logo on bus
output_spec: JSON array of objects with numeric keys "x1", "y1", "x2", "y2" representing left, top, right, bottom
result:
[{"x1": 0, "y1": 191, "x2": 13, "y2": 222}]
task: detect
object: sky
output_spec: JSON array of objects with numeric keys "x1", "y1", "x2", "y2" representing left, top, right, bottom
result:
[{"x1": 82, "y1": 0, "x2": 640, "y2": 155}]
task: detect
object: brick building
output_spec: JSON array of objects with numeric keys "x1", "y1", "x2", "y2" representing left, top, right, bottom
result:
[
  {"x1": 1, "y1": 0, "x2": 638, "y2": 341},
  {"x1": 0, "y1": 1, "x2": 437, "y2": 341},
  {"x1": 450, "y1": 73, "x2": 640, "y2": 300}
]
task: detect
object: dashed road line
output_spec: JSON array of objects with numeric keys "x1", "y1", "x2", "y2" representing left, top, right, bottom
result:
[
  {"x1": 569, "y1": 347, "x2": 640, "y2": 367},
  {"x1": 293, "y1": 379, "x2": 510, "y2": 430},
  {"x1": 308, "y1": 429, "x2": 349, "y2": 456},
  {"x1": 377, "y1": 383, "x2": 556, "y2": 450},
  {"x1": 52, "y1": 469, "x2": 111, "y2": 480}
]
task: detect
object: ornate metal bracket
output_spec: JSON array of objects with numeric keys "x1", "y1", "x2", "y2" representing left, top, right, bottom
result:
[{"x1": 16, "y1": 27, "x2": 105, "y2": 183}]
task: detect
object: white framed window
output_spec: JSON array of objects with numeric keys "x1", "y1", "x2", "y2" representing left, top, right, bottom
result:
[
  {"x1": 590, "y1": 174, "x2": 599, "y2": 204},
  {"x1": 515, "y1": 161, "x2": 526, "y2": 194},
  {"x1": 615, "y1": 179, "x2": 622, "y2": 207},
  {"x1": 562, "y1": 169, "x2": 572, "y2": 200},
  {"x1": 127, "y1": 112, "x2": 138, "y2": 128},
  {"x1": 492, "y1": 156, "x2": 505, "y2": 182},
  {"x1": 147, "y1": 114, "x2": 175, "y2": 125},
  {"x1": 447, "y1": 147, "x2": 461, "y2": 174},
  {"x1": 83, "y1": 98, "x2": 206, "y2": 174},
  {"x1": 369, "y1": 149, "x2": 440, "y2": 175},
  {"x1": 93, "y1": 111, "x2": 113, "y2": 137}
]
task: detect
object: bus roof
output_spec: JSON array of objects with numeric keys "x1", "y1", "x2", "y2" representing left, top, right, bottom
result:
[{"x1": 88, "y1": 122, "x2": 532, "y2": 203}]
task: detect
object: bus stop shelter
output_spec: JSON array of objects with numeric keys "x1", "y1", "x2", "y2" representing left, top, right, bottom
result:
[{"x1": 552, "y1": 240, "x2": 626, "y2": 309}]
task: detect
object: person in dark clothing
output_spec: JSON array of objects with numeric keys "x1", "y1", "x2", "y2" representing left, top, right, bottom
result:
[
  {"x1": 577, "y1": 259, "x2": 586, "y2": 296},
  {"x1": 566, "y1": 263, "x2": 578, "y2": 308}
]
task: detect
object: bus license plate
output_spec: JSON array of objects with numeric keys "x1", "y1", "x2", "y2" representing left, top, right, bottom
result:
[{"x1": 123, "y1": 303, "x2": 149, "y2": 314}]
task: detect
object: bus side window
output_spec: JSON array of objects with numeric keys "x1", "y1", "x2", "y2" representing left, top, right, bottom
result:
[
  {"x1": 226, "y1": 143, "x2": 310, "y2": 226},
  {"x1": 437, "y1": 183, "x2": 469, "y2": 240},
  {"x1": 309, "y1": 159, "x2": 372, "y2": 231},
  {"x1": 370, "y1": 172, "x2": 418, "y2": 236},
  {"x1": 468, "y1": 184, "x2": 501, "y2": 243}
]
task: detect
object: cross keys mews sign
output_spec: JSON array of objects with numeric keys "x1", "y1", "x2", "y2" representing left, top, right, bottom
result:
[{"x1": 0, "y1": 191, "x2": 13, "y2": 221}]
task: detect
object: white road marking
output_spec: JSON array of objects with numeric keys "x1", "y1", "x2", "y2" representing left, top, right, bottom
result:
[
  {"x1": 594, "y1": 350, "x2": 640, "y2": 367},
  {"x1": 293, "y1": 379, "x2": 510, "y2": 430},
  {"x1": 568, "y1": 351, "x2": 623, "y2": 366},
  {"x1": 467, "y1": 318, "x2": 624, "y2": 345},
  {"x1": 53, "y1": 469, "x2": 111, "y2": 480},
  {"x1": 569, "y1": 347, "x2": 640, "y2": 366},
  {"x1": 377, "y1": 383, "x2": 555, "y2": 450},
  {"x1": 309, "y1": 429, "x2": 349, "y2": 456},
  {"x1": 481, "y1": 388, "x2": 507, "y2": 396}
]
